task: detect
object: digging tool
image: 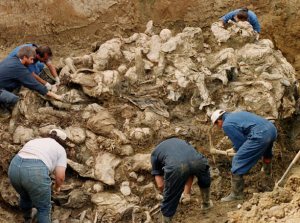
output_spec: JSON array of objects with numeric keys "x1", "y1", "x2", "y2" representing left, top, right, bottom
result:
[
  {"x1": 275, "y1": 150, "x2": 300, "y2": 187},
  {"x1": 208, "y1": 127, "x2": 236, "y2": 158}
]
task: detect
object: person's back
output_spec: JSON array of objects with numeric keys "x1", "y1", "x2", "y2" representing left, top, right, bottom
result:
[
  {"x1": 223, "y1": 111, "x2": 270, "y2": 134},
  {"x1": 19, "y1": 137, "x2": 66, "y2": 172},
  {"x1": 8, "y1": 43, "x2": 35, "y2": 58}
]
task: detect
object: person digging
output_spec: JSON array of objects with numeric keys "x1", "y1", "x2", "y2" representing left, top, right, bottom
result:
[
  {"x1": 211, "y1": 110, "x2": 277, "y2": 202},
  {"x1": 151, "y1": 137, "x2": 213, "y2": 223}
]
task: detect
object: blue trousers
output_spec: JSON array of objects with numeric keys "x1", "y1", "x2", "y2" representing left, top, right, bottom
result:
[
  {"x1": 161, "y1": 159, "x2": 211, "y2": 217},
  {"x1": 0, "y1": 89, "x2": 19, "y2": 109},
  {"x1": 8, "y1": 155, "x2": 52, "y2": 223},
  {"x1": 232, "y1": 122, "x2": 277, "y2": 175}
]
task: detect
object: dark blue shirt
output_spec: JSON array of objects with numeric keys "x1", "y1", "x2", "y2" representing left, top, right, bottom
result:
[
  {"x1": 151, "y1": 138, "x2": 206, "y2": 175},
  {"x1": 222, "y1": 111, "x2": 274, "y2": 150},
  {"x1": 0, "y1": 56, "x2": 48, "y2": 95},
  {"x1": 8, "y1": 43, "x2": 45, "y2": 74},
  {"x1": 221, "y1": 9, "x2": 261, "y2": 33}
]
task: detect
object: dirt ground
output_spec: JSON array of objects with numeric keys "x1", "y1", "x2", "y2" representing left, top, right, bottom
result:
[{"x1": 1, "y1": 1, "x2": 300, "y2": 223}]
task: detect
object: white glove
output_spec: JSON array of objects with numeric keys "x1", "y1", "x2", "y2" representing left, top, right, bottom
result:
[
  {"x1": 55, "y1": 76, "x2": 60, "y2": 85},
  {"x1": 45, "y1": 82, "x2": 52, "y2": 90}
]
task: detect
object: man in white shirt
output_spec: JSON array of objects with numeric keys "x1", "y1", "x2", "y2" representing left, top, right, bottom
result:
[{"x1": 8, "y1": 129, "x2": 67, "y2": 223}]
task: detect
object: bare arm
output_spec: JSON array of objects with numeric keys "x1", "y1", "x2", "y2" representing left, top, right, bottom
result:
[
  {"x1": 54, "y1": 166, "x2": 66, "y2": 192},
  {"x1": 46, "y1": 62, "x2": 58, "y2": 78},
  {"x1": 155, "y1": 175, "x2": 164, "y2": 193},
  {"x1": 46, "y1": 91, "x2": 63, "y2": 101}
]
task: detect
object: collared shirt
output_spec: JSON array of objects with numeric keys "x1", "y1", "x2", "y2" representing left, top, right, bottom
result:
[
  {"x1": 0, "y1": 56, "x2": 48, "y2": 95},
  {"x1": 8, "y1": 43, "x2": 47, "y2": 74},
  {"x1": 222, "y1": 111, "x2": 275, "y2": 149}
]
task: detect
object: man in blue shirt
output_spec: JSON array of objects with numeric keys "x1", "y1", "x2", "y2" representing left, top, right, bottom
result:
[
  {"x1": 220, "y1": 8, "x2": 261, "y2": 34},
  {"x1": 151, "y1": 138, "x2": 212, "y2": 222},
  {"x1": 0, "y1": 46, "x2": 63, "y2": 115},
  {"x1": 211, "y1": 110, "x2": 277, "y2": 202},
  {"x1": 8, "y1": 44, "x2": 60, "y2": 91}
]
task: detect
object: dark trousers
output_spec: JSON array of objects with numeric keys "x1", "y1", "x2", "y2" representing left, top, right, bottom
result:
[{"x1": 161, "y1": 159, "x2": 211, "y2": 217}]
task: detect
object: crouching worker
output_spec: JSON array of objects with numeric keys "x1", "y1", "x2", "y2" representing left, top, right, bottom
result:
[
  {"x1": 8, "y1": 129, "x2": 68, "y2": 223},
  {"x1": 0, "y1": 46, "x2": 64, "y2": 117},
  {"x1": 211, "y1": 110, "x2": 277, "y2": 202},
  {"x1": 151, "y1": 138, "x2": 212, "y2": 223}
]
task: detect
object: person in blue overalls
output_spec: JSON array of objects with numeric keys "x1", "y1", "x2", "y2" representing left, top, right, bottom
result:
[
  {"x1": 151, "y1": 138, "x2": 212, "y2": 223},
  {"x1": 211, "y1": 110, "x2": 277, "y2": 202},
  {"x1": 8, "y1": 44, "x2": 60, "y2": 91}
]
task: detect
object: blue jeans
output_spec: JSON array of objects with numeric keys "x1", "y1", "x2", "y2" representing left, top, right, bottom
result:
[
  {"x1": 8, "y1": 155, "x2": 52, "y2": 223},
  {"x1": 0, "y1": 89, "x2": 19, "y2": 109},
  {"x1": 161, "y1": 158, "x2": 211, "y2": 217}
]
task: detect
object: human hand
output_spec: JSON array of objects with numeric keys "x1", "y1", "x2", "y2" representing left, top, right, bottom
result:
[
  {"x1": 51, "y1": 84, "x2": 58, "y2": 93},
  {"x1": 226, "y1": 148, "x2": 236, "y2": 156},
  {"x1": 45, "y1": 82, "x2": 52, "y2": 90}
]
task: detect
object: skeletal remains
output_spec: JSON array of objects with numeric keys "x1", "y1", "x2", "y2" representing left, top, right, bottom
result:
[{"x1": 0, "y1": 20, "x2": 298, "y2": 222}]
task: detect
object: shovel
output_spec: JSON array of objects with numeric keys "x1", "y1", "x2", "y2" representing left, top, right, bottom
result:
[{"x1": 275, "y1": 150, "x2": 300, "y2": 188}]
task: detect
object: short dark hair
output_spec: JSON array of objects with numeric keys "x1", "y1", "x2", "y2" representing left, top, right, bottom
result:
[
  {"x1": 49, "y1": 131, "x2": 67, "y2": 148},
  {"x1": 236, "y1": 10, "x2": 248, "y2": 21},
  {"x1": 36, "y1": 46, "x2": 53, "y2": 58},
  {"x1": 17, "y1": 46, "x2": 36, "y2": 59}
]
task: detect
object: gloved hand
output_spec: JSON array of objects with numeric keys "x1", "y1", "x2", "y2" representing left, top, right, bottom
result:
[
  {"x1": 55, "y1": 76, "x2": 60, "y2": 85},
  {"x1": 45, "y1": 82, "x2": 52, "y2": 90}
]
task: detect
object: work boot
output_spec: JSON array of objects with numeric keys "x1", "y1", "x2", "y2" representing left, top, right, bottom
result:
[
  {"x1": 221, "y1": 174, "x2": 244, "y2": 202},
  {"x1": 162, "y1": 215, "x2": 172, "y2": 223},
  {"x1": 261, "y1": 158, "x2": 272, "y2": 176},
  {"x1": 200, "y1": 187, "x2": 213, "y2": 210},
  {"x1": 180, "y1": 193, "x2": 191, "y2": 204}
]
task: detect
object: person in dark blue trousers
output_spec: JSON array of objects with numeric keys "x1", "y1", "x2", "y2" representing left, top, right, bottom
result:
[
  {"x1": 211, "y1": 110, "x2": 277, "y2": 202},
  {"x1": 151, "y1": 138, "x2": 212, "y2": 223},
  {"x1": 0, "y1": 46, "x2": 63, "y2": 117}
]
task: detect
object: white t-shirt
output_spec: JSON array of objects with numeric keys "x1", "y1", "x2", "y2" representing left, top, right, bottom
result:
[{"x1": 18, "y1": 138, "x2": 67, "y2": 172}]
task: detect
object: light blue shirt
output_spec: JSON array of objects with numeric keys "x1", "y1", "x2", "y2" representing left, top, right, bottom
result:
[{"x1": 221, "y1": 9, "x2": 261, "y2": 33}]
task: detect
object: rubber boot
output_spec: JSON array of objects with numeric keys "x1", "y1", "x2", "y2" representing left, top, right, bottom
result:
[
  {"x1": 261, "y1": 158, "x2": 272, "y2": 176},
  {"x1": 162, "y1": 215, "x2": 172, "y2": 223},
  {"x1": 200, "y1": 187, "x2": 213, "y2": 210},
  {"x1": 221, "y1": 174, "x2": 244, "y2": 202}
]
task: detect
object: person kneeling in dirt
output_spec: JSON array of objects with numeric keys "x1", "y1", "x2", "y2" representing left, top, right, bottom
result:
[
  {"x1": 0, "y1": 46, "x2": 64, "y2": 117},
  {"x1": 151, "y1": 137, "x2": 213, "y2": 223},
  {"x1": 211, "y1": 110, "x2": 277, "y2": 202},
  {"x1": 8, "y1": 129, "x2": 68, "y2": 223},
  {"x1": 8, "y1": 43, "x2": 60, "y2": 91},
  {"x1": 219, "y1": 7, "x2": 260, "y2": 39}
]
